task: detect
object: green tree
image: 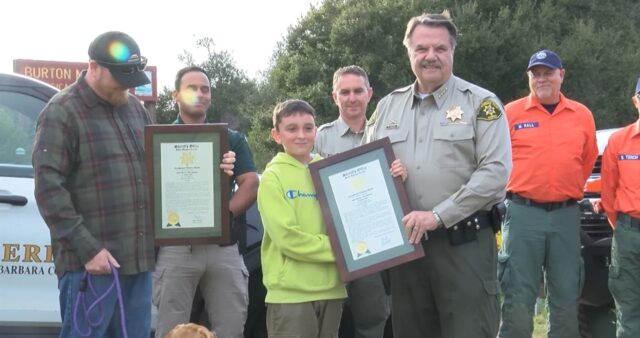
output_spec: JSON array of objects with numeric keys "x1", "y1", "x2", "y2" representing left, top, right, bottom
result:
[
  {"x1": 155, "y1": 38, "x2": 257, "y2": 133},
  {"x1": 245, "y1": 84, "x2": 286, "y2": 170},
  {"x1": 155, "y1": 87, "x2": 176, "y2": 124},
  {"x1": 266, "y1": 0, "x2": 417, "y2": 125},
  {"x1": 248, "y1": 0, "x2": 419, "y2": 170},
  {"x1": 248, "y1": 0, "x2": 640, "y2": 171}
]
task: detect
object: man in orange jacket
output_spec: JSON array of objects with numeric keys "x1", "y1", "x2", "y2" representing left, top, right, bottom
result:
[
  {"x1": 600, "y1": 77, "x2": 640, "y2": 338},
  {"x1": 498, "y1": 49, "x2": 598, "y2": 338}
]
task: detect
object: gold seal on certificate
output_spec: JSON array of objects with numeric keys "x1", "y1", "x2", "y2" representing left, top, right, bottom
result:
[
  {"x1": 166, "y1": 212, "x2": 181, "y2": 228},
  {"x1": 355, "y1": 241, "x2": 371, "y2": 258}
]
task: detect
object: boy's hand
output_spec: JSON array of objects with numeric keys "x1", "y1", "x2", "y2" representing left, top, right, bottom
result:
[
  {"x1": 390, "y1": 159, "x2": 408, "y2": 182},
  {"x1": 220, "y1": 151, "x2": 236, "y2": 176}
]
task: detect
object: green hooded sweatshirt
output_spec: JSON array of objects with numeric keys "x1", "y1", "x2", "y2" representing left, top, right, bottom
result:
[{"x1": 258, "y1": 152, "x2": 347, "y2": 303}]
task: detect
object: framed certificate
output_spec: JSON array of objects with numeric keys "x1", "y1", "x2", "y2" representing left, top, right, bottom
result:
[
  {"x1": 309, "y1": 137, "x2": 424, "y2": 282},
  {"x1": 145, "y1": 124, "x2": 230, "y2": 246}
]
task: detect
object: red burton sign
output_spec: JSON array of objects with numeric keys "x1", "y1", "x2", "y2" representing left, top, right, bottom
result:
[{"x1": 13, "y1": 59, "x2": 157, "y2": 102}]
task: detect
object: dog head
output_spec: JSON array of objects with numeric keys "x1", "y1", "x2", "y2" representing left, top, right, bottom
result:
[{"x1": 163, "y1": 323, "x2": 216, "y2": 338}]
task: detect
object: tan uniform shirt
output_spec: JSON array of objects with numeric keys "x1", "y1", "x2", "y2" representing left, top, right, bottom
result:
[
  {"x1": 314, "y1": 116, "x2": 365, "y2": 157},
  {"x1": 364, "y1": 75, "x2": 512, "y2": 227}
]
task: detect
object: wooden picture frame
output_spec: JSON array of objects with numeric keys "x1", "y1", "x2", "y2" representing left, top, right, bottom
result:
[
  {"x1": 309, "y1": 137, "x2": 424, "y2": 282},
  {"x1": 145, "y1": 124, "x2": 230, "y2": 246}
]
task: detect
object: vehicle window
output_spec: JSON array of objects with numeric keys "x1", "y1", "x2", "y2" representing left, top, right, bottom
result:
[{"x1": 0, "y1": 91, "x2": 46, "y2": 167}]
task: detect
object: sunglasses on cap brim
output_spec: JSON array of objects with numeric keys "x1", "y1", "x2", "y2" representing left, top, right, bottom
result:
[{"x1": 98, "y1": 56, "x2": 147, "y2": 74}]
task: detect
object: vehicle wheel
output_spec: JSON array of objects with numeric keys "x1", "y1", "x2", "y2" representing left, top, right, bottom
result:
[{"x1": 578, "y1": 304, "x2": 616, "y2": 338}]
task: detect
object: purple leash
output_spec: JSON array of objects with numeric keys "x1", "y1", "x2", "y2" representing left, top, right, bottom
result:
[{"x1": 72, "y1": 264, "x2": 128, "y2": 338}]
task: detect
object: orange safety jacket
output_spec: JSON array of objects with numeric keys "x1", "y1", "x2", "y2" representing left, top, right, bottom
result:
[
  {"x1": 506, "y1": 93, "x2": 598, "y2": 202},
  {"x1": 600, "y1": 121, "x2": 640, "y2": 227}
]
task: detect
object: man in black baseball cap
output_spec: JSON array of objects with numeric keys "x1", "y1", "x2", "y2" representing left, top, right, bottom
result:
[
  {"x1": 88, "y1": 31, "x2": 150, "y2": 88},
  {"x1": 32, "y1": 30, "x2": 156, "y2": 337}
]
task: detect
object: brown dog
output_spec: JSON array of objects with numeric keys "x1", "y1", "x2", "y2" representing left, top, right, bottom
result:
[{"x1": 163, "y1": 323, "x2": 216, "y2": 338}]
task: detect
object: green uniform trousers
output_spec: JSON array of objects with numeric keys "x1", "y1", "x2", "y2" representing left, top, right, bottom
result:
[
  {"x1": 266, "y1": 299, "x2": 343, "y2": 338},
  {"x1": 390, "y1": 227, "x2": 500, "y2": 338},
  {"x1": 609, "y1": 215, "x2": 640, "y2": 338},
  {"x1": 498, "y1": 200, "x2": 583, "y2": 338}
]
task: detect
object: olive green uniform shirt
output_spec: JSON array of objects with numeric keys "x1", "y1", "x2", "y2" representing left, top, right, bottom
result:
[
  {"x1": 364, "y1": 75, "x2": 512, "y2": 227},
  {"x1": 314, "y1": 116, "x2": 365, "y2": 157}
]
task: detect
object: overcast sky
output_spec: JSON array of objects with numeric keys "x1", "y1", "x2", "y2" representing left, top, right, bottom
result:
[{"x1": 0, "y1": 0, "x2": 319, "y2": 90}]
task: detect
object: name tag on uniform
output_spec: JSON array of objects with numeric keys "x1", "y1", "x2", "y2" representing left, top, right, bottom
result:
[
  {"x1": 618, "y1": 154, "x2": 640, "y2": 160},
  {"x1": 514, "y1": 122, "x2": 539, "y2": 130},
  {"x1": 385, "y1": 120, "x2": 399, "y2": 129}
]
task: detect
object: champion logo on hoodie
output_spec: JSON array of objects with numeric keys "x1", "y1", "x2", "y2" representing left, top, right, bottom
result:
[{"x1": 285, "y1": 190, "x2": 317, "y2": 199}]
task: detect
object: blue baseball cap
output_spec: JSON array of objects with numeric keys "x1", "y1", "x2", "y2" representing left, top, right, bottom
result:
[
  {"x1": 635, "y1": 77, "x2": 640, "y2": 95},
  {"x1": 527, "y1": 49, "x2": 563, "y2": 71}
]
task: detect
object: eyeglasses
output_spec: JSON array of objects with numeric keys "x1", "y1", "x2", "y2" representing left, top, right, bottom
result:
[{"x1": 98, "y1": 56, "x2": 147, "y2": 74}]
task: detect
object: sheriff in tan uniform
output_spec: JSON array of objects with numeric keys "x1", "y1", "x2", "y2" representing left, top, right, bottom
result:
[
  {"x1": 366, "y1": 76, "x2": 510, "y2": 225},
  {"x1": 364, "y1": 12, "x2": 511, "y2": 338}
]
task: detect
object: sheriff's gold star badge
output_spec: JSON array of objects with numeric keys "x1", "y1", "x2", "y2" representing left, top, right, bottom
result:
[{"x1": 446, "y1": 106, "x2": 464, "y2": 122}]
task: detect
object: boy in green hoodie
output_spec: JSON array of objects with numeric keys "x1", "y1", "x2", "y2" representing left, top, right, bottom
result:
[{"x1": 258, "y1": 99, "x2": 347, "y2": 337}]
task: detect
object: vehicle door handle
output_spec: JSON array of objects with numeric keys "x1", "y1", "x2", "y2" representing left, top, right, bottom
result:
[{"x1": 0, "y1": 195, "x2": 28, "y2": 206}]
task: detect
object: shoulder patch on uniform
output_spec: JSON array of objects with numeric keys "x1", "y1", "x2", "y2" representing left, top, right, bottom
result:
[
  {"x1": 367, "y1": 110, "x2": 377, "y2": 126},
  {"x1": 476, "y1": 99, "x2": 503, "y2": 121}
]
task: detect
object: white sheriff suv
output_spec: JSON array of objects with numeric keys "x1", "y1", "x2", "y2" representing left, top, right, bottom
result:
[{"x1": 0, "y1": 72, "x2": 59, "y2": 336}]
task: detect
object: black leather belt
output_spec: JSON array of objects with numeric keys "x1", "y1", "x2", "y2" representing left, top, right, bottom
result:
[
  {"x1": 425, "y1": 210, "x2": 492, "y2": 245},
  {"x1": 506, "y1": 192, "x2": 577, "y2": 211},
  {"x1": 453, "y1": 210, "x2": 492, "y2": 231},
  {"x1": 617, "y1": 213, "x2": 640, "y2": 231}
]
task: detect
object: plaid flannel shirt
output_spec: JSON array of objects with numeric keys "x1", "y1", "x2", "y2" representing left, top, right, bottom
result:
[{"x1": 33, "y1": 72, "x2": 155, "y2": 277}]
